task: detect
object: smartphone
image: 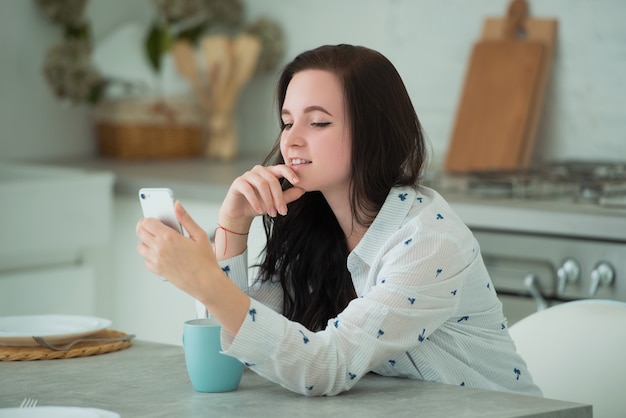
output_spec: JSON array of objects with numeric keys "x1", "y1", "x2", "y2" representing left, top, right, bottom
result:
[{"x1": 138, "y1": 188, "x2": 183, "y2": 235}]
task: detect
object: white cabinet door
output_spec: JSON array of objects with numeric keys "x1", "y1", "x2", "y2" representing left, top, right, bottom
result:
[{"x1": 0, "y1": 265, "x2": 96, "y2": 316}]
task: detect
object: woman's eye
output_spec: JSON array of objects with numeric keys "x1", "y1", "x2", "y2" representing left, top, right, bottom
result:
[{"x1": 282, "y1": 121, "x2": 329, "y2": 130}]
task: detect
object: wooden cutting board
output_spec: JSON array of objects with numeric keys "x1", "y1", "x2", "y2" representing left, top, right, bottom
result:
[{"x1": 444, "y1": 0, "x2": 558, "y2": 173}]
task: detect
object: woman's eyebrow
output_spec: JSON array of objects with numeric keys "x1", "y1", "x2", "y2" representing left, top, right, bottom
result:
[{"x1": 281, "y1": 105, "x2": 333, "y2": 117}]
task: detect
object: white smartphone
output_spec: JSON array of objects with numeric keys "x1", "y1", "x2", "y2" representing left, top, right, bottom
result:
[{"x1": 138, "y1": 188, "x2": 184, "y2": 235}]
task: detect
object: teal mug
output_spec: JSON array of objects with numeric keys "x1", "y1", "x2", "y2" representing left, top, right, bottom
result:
[{"x1": 182, "y1": 318, "x2": 244, "y2": 392}]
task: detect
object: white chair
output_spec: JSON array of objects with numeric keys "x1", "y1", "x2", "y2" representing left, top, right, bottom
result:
[{"x1": 508, "y1": 300, "x2": 626, "y2": 418}]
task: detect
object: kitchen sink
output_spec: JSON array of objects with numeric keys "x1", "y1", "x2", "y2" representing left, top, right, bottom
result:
[{"x1": 0, "y1": 162, "x2": 114, "y2": 271}]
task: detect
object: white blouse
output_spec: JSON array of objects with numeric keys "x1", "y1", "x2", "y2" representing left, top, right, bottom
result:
[{"x1": 212, "y1": 185, "x2": 543, "y2": 397}]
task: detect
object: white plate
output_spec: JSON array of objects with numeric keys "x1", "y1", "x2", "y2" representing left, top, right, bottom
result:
[
  {"x1": 0, "y1": 315, "x2": 112, "y2": 347},
  {"x1": 0, "y1": 407, "x2": 119, "y2": 418}
]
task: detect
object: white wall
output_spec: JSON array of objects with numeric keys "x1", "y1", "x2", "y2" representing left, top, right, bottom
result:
[
  {"x1": 238, "y1": 0, "x2": 626, "y2": 165},
  {"x1": 1, "y1": 0, "x2": 625, "y2": 164}
]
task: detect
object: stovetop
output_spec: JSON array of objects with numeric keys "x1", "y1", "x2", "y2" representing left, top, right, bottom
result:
[
  {"x1": 436, "y1": 160, "x2": 626, "y2": 209},
  {"x1": 430, "y1": 160, "x2": 626, "y2": 242}
]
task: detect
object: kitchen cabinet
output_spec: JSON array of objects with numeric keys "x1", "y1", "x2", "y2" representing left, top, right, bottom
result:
[
  {"x1": 0, "y1": 265, "x2": 96, "y2": 316},
  {"x1": 0, "y1": 163, "x2": 114, "y2": 317}
]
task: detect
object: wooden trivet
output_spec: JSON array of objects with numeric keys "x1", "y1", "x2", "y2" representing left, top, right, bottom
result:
[{"x1": 0, "y1": 329, "x2": 133, "y2": 361}]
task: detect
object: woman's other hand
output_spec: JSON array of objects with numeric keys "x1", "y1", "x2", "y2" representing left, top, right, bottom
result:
[{"x1": 219, "y1": 164, "x2": 305, "y2": 227}]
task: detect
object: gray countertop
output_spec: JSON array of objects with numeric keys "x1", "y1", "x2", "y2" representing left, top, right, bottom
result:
[
  {"x1": 42, "y1": 154, "x2": 266, "y2": 202},
  {"x1": 0, "y1": 341, "x2": 591, "y2": 417}
]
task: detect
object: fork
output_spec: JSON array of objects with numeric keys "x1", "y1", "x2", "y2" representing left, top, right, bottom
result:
[
  {"x1": 32, "y1": 334, "x2": 136, "y2": 351},
  {"x1": 20, "y1": 398, "x2": 38, "y2": 408}
]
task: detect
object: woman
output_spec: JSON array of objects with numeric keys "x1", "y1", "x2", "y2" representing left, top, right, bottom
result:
[{"x1": 136, "y1": 44, "x2": 542, "y2": 397}]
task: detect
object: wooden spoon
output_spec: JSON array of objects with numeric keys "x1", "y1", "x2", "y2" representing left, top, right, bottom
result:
[
  {"x1": 171, "y1": 40, "x2": 210, "y2": 110},
  {"x1": 218, "y1": 34, "x2": 262, "y2": 112},
  {"x1": 201, "y1": 35, "x2": 232, "y2": 108},
  {"x1": 211, "y1": 34, "x2": 261, "y2": 159}
]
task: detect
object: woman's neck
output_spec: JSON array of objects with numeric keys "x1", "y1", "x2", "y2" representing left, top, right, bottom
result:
[{"x1": 323, "y1": 190, "x2": 369, "y2": 252}]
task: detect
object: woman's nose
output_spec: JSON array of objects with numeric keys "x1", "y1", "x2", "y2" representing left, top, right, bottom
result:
[{"x1": 282, "y1": 124, "x2": 304, "y2": 147}]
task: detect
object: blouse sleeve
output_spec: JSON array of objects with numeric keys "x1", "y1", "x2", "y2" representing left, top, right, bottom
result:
[
  {"x1": 197, "y1": 249, "x2": 284, "y2": 318},
  {"x1": 221, "y1": 224, "x2": 475, "y2": 396}
]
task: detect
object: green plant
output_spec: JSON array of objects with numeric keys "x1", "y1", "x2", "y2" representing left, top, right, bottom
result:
[{"x1": 147, "y1": 0, "x2": 284, "y2": 75}]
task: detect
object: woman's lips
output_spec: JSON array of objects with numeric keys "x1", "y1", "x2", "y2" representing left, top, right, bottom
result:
[
  {"x1": 290, "y1": 158, "x2": 311, "y2": 166},
  {"x1": 289, "y1": 158, "x2": 311, "y2": 172}
]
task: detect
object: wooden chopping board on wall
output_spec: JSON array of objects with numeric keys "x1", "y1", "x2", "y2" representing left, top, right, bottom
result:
[{"x1": 444, "y1": 0, "x2": 558, "y2": 173}]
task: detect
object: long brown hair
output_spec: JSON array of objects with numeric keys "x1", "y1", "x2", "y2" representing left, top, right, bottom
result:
[{"x1": 257, "y1": 44, "x2": 427, "y2": 331}]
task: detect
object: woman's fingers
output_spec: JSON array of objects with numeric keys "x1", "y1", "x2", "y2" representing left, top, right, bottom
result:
[
  {"x1": 175, "y1": 201, "x2": 207, "y2": 243},
  {"x1": 229, "y1": 165, "x2": 300, "y2": 217},
  {"x1": 248, "y1": 166, "x2": 287, "y2": 216},
  {"x1": 284, "y1": 186, "x2": 306, "y2": 205},
  {"x1": 230, "y1": 174, "x2": 266, "y2": 216},
  {"x1": 136, "y1": 217, "x2": 184, "y2": 273},
  {"x1": 262, "y1": 166, "x2": 305, "y2": 213},
  {"x1": 135, "y1": 219, "x2": 160, "y2": 250}
]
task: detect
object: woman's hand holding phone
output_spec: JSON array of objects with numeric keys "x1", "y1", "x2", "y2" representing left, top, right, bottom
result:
[{"x1": 136, "y1": 188, "x2": 217, "y2": 291}]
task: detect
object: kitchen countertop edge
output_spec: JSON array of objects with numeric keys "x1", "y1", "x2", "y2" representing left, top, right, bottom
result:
[{"x1": 36, "y1": 156, "x2": 626, "y2": 240}]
